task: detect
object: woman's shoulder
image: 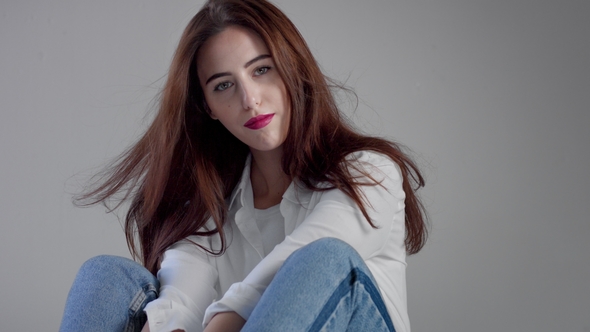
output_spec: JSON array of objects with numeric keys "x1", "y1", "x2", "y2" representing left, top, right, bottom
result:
[
  {"x1": 344, "y1": 150, "x2": 400, "y2": 173},
  {"x1": 338, "y1": 150, "x2": 403, "y2": 189}
]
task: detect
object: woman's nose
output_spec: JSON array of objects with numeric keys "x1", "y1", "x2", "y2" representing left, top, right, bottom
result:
[{"x1": 240, "y1": 81, "x2": 260, "y2": 110}]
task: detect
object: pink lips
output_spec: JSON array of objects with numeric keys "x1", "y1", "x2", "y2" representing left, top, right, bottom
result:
[{"x1": 244, "y1": 114, "x2": 274, "y2": 130}]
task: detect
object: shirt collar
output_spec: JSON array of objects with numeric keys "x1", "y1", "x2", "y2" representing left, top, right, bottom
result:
[{"x1": 228, "y1": 154, "x2": 252, "y2": 210}]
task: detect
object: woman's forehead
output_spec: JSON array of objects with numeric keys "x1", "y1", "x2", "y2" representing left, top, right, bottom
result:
[{"x1": 197, "y1": 26, "x2": 270, "y2": 73}]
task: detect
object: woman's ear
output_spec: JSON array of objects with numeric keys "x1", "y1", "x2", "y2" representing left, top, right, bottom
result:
[{"x1": 204, "y1": 102, "x2": 218, "y2": 120}]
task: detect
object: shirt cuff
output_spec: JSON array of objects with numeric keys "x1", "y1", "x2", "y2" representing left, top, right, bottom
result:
[
  {"x1": 202, "y1": 282, "x2": 263, "y2": 327},
  {"x1": 144, "y1": 293, "x2": 204, "y2": 332}
]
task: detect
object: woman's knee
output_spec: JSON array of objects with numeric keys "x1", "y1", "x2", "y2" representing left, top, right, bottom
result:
[
  {"x1": 305, "y1": 237, "x2": 354, "y2": 252},
  {"x1": 76, "y1": 255, "x2": 157, "y2": 287},
  {"x1": 300, "y1": 237, "x2": 360, "y2": 260},
  {"x1": 79, "y1": 255, "x2": 132, "y2": 277},
  {"x1": 62, "y1": 256, "x2": 158, "y2": 331},
  {"x1": 286, "y1": 237, "x2": 364, "y2": 274}
]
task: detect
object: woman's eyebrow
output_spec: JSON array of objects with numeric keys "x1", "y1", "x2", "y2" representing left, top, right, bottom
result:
[
  {"x1": 244, "y1": 54, "x2": 271, "y2": 68},
  {"x1": 205, "y1": 72, "x2": 230, "y2": 85},
  {"x1": 205, "y1": 54, "x2": 272, "y2": 85}
]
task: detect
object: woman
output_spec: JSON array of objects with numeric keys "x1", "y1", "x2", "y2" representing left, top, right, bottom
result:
[{"x1": 60, "y1": 0, "x2": 427, "y2": 331}]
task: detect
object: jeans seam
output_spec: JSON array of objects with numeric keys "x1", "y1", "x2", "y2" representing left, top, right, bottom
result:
[
  {"x1": 356, "y1": 270, "x2": 396, "y2": 332},
  {"x1": 309, "y1": 268, "x2": 396, "y2": 332},
  {"x1": 124, "y1": 284, "x2": 158, "y2": 332}
]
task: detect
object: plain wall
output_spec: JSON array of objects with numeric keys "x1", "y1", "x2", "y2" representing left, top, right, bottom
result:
[{"x1": 1, "y1": 0, "x2": 589, "y2": 331}]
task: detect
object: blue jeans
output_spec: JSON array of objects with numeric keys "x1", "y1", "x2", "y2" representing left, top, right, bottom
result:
[
  {"x1": 60, "y1": 238, "x2": 395, "y2": 332},
  {"x1": 60, "y1": 255, "x2": 159, "y2": 332}
]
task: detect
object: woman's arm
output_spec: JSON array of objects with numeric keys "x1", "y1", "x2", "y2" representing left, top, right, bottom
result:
[
  {"x1": 249, "y1": 152, "x2": 404, "y2": 278},
  {"x1": 203, "y1": 312, "x2": 246, "y2": 332},
  {"x1": 144, "y1": 235, "x2": 220, "y2": 332},
  {"x1": 204, "y1": 152, "x2": 406, "y2": 326}
]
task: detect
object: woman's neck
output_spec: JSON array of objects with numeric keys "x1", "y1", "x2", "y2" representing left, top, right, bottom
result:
[{"x1": 250, "y1": 147, "x2": 291, "y2": 209}]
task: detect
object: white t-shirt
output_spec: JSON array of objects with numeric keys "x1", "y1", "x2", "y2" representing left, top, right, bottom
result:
[
  {"x1": 144, "y1": 151, "x2": 410, "y2": 332},
  {"x1": 253, "y1": 204, "x2": 284, "y2": 256}
]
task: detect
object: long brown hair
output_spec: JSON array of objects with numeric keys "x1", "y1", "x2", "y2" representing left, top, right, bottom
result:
[{"x1": 77, "y1": 0, "x2": 428, "y2": 274}]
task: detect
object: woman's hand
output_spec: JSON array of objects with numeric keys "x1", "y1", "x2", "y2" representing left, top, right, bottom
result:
[{"x1": 203, "y1": 312, "x2": 246, "y2": 332}]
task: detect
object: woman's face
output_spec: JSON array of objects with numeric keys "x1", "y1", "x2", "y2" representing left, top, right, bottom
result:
[{"x1": 197, "y1": 26, "x2": 290, "y2": 154}]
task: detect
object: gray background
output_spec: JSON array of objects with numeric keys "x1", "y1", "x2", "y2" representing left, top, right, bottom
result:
[{"x1": 1, "y1": 0, "x2": 589, "y2": 331}]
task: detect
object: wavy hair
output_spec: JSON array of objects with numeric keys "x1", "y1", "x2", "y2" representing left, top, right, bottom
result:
[{"x1": 77, "y1": 0, "x2": 428, "y2": 273}]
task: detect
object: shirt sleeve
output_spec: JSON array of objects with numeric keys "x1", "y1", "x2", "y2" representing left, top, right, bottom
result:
[
  {"x1": 203, "y1": 151, "x2": 406, "y2": 325},
  {"x1": 144, "y1": 235, "x2": 219, "y2": 332}
]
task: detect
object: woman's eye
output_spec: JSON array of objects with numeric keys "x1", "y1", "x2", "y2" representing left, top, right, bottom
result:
[
  {"x1": 214, "y1": 82, "x2": 233, "y2": 91},
  {"x1": 254, "y1": 66, "x2": 270, "y2": 76}
]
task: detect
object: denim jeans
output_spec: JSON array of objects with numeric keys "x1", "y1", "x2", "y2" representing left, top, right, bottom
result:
[
  {"x1": 60, "y1": 238, "x2": 395, "y2": 332},
  {"x1": 60, "y1": 255, "x2": 159, "y2": 332}
]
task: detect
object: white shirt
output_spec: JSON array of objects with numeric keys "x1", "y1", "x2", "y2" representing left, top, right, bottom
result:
[{"x1": 144, "y1": 151, "x2": 410, "y2": 332}]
